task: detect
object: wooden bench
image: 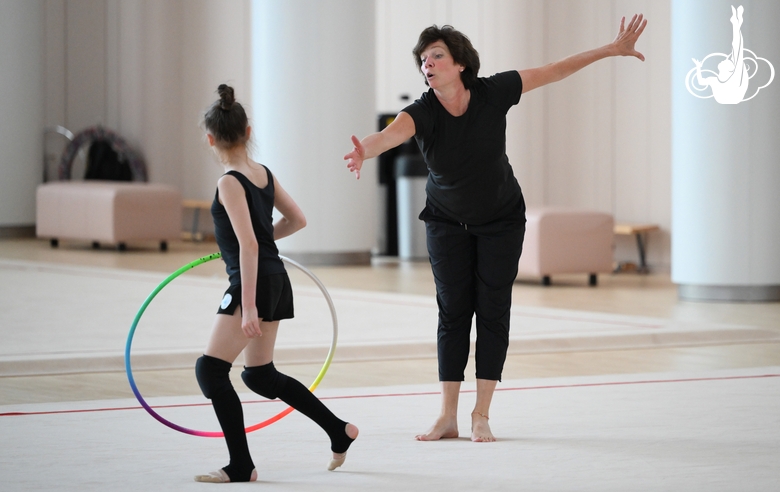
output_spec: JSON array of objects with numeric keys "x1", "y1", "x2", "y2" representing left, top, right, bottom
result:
[
  {"x1": 614, "y1": 223, "x2": 659, "y2": 273},
  {"x1": 182, "y1": 199, "x2": 212, "y2": 241}
]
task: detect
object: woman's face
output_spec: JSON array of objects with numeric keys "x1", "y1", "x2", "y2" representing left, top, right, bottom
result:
[{"x1": 420, "y1": 40, "x2": 464, "y2": 89}]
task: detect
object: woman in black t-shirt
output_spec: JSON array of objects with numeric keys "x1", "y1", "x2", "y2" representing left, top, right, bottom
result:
[
  {"x1": 194, "y1": 85, "x2": 358, "y2": 483},
  {"x1": 345, "y1": 17, "x2": 646, "y2": 443}
]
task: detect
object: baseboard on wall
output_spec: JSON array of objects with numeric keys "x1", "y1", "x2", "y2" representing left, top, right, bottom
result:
[
  {"x1": 280, "y1": 250, "x2": 372, "y2": 266},
  {"x1": 678, "y1": 284, "x2": 780, "y2": 302},
  {"x1": 0, "y1": 225, "x2": 35, "y2": 239}
]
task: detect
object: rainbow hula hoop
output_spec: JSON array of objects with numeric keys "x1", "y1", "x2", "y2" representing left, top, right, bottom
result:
[{"x1": 124, "y1": 252, "x2": 338, "y2": 437}]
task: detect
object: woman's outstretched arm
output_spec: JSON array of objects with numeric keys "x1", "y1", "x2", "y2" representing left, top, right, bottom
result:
[
  {"x1": 344, "y1": 111, "x2": 416, "y2": 180},
  {"x1": 519, "y1": 13, "x2": 647, "y2": 94}
]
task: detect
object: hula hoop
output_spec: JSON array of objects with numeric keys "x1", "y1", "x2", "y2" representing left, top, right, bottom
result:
[{"x1": 124, "y1": 252, "x2": 338, "y2": 437}]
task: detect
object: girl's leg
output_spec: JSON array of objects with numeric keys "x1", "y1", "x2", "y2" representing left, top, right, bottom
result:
[
  {"x1": 195, "y1": 310, "x2": 256, "y2": 483},
  {"x1": 242, "y1": 322, "x2": 358, "y2": 470}
]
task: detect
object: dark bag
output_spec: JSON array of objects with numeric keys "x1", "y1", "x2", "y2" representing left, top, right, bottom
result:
[{"x1": 84, "y1": 140, "x2": 132, "y2": 181}]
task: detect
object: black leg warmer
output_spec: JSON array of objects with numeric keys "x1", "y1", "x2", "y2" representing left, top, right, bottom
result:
[
  {"x1": 242, "y1": 362, "x2": 355, "y2": 453},
  {"x1": 195, "y1": 355, "x2": 255, "y2": 482}
]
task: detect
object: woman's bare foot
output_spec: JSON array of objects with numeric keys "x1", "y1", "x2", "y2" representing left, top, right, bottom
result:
[
  {"x1": 471, "y1": 411, "x2": 495, "y2": 442},
  {"x1": 328, "y1": 423, "x2": 359, "y2": 471},
  {"x1": 194, "y1": 468, "x2": 257, "y2": 483},
  {"x1": 415, "y1": 415, "x2": 459, "y2": 441}
]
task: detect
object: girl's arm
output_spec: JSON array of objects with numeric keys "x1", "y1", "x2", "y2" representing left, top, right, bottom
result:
[
  {"x1": 272, "y1": 176, "x2": 306, "y2": 241},
  {"x1": 218, "y1": 174, "x2": 262, "y2": 338}
]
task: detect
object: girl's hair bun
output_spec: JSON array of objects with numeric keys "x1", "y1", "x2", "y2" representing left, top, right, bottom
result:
[
  {"x1": 203, "y1": 84, "x2": 247, "y2": 149},
  {"x1": 217, "y1": 84, "x2": 235, "y2": 111}
]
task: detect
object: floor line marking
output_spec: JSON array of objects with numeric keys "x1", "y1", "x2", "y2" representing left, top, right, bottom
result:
[{"x1": 2, "y1": 373, "x2": 777, "y2": 418}]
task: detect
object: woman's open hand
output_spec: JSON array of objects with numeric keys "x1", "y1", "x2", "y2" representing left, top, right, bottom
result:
[
  {"x1": 612, "y1": 14, "x2": 647, "y2": 61},
  {"x1": 344, "y1": 135, "x2": 365, "y2": 180}
]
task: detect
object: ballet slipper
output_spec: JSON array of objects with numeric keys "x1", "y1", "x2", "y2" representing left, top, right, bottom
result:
[
  {"x1": 328, "y1": 423, "x2": 358, "y2": 471},
  {"x1": 194, "y1": 468, "x2": 257, "y2": 483},
  {"x1": 194, "y1": 469, "x2": 230, "y2": 483},
  {"x1": 327, "y1": 452, "x2": 347, "y2": 471}
]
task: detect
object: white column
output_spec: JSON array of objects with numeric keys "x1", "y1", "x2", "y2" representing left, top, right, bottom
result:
[
  {"x1": 0, "y1": 1, "x2": 43, "y2": 228},
  {"x1": 672, "y1": 0, "x2": 780, "y2": 301},
  {"x1": 251, "y1": 0, "x2": 377, "y2": 262}
]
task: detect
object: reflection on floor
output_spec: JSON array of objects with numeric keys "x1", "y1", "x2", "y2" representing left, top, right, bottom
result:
[{"x1": 1, "y1": 238, "x2": 778, "y2": 404}]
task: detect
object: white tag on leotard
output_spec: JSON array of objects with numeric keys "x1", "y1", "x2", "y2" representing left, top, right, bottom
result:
[{"x1": 220, "y1": 293, "x2": 232, "y2": 310}]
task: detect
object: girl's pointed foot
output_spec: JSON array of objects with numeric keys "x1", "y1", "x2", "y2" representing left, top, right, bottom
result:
[
  {"x1": 328, "y1": 423, "x2": 359, "y2": 471},
  {"x1": 194, "y1": 468, "x2": 257, "y2": 483}
]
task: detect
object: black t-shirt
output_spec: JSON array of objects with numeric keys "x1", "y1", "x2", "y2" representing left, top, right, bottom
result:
[
  {"x1": 402, "y1": 70, "x2": 524, "y2": 225},
  {"x1": 212, "y1": 168, "x2": 286, "y2": 286}
]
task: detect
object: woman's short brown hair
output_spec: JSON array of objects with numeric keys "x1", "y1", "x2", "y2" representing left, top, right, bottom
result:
[{"x1": 412, "y1": 25, "x2": 480, "y2": 89}]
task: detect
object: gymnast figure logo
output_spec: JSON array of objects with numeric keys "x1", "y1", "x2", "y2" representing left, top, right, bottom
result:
[{"x1": 685, "y1": 5, "x2": 774, "y2": 104}]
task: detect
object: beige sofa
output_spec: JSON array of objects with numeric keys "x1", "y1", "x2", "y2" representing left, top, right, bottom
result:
[
  {"x1": 36, "y1": 181, "x2": 181, "y2": 251},
  {"x1": 517, "y1": 207, "x2": 614, "y2": 286}
]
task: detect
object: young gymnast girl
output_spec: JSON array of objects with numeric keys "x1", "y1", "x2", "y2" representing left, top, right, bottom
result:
[{"x1": 194, "y1": 84, "x2": 358, "y2": 483}]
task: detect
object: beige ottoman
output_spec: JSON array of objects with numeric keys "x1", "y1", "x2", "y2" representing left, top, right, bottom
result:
[
  {"x1": 36, "y1": 181, "x2": 182, "y2": 251},
  {"x1": 517, "y1": 207, "x2": 614, "y2": 286}
]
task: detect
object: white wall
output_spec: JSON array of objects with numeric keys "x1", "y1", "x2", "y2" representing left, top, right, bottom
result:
[
  {"x1": 0, "y1": 0, "x2": 44, "y2": 227},
  {"x1": 41, "y1": 0, "x2": 250, "y2": 196},
  {"x1": 548, "y1": 0, "x2": 672, "y2": 269},
  {"x1": 8, "y1": 0, "x2": 674, "y2": 268},
  {"x1": 179, "y1": 0, "x2": 252, "y2": 203}
]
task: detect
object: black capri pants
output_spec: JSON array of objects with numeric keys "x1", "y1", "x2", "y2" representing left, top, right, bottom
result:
[{"x1": 425, "y1": 204, "x2": 525, "y2": 382}]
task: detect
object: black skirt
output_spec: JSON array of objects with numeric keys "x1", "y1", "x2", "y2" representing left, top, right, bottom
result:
[{"x1": 216, "y1": 272, "x2": 294, "y2": 321}]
